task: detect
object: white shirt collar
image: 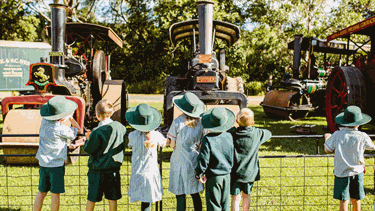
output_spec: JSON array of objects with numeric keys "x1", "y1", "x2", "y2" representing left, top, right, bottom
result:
[
  {"x1": 339, "y1": 127, "x2": 358, "y2": 131},
  {"x1": 98, "y1": 118, "x2": 113, "y2": 127}
]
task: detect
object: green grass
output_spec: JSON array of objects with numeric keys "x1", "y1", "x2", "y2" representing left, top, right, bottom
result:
[{"x1": 1, "y1": 103, "x2": 375, "y2": 210}]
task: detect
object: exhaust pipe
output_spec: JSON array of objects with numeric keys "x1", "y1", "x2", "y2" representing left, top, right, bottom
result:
[
  {"x1": 293, "y1": 35, "x2": 303, "y2": 79},
  {"x1": 198, "y1": 1, "x2": 214, "y2": 55},
  {"x1": 49, "y1": 0, "x2": 67, "y2": 66}
]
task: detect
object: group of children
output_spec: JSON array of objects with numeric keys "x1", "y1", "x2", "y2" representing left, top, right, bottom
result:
[{"x1": 32, "y1": 92, "x2": 375, "y2": 211}]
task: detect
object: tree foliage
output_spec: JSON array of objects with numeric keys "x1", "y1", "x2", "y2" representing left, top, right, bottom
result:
[
  {"x1": 3, "y1": 0, "x2": 375, "y2": 93},
  {"x1": 0, "y1": 0, "x2": 40, "y2": 41}
]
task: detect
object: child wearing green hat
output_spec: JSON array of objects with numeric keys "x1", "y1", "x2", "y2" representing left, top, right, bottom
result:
[
  {"x1": 33, "y1": 96, "x2": 83, "y2": 211},
  {"x1": 167, "y1": 92, "x2": 205, "y2": 211},
  {"x1": 230, "y1": 108, "x2": 272, "y2": 211},
  {"x1": 324, "y1": 106, "x2": 375, "y2": 211},
  {"x1": 83, "y1": 99, "x2": 127, "y2": 211},
  {"x1": 195, "y1": 107, "x2": 235, "y2": 211},
  {"x1": 126, "y1": 103, "x2": 168, "y2": 211}
]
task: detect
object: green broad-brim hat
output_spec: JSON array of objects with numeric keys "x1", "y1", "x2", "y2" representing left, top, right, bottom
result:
[
  {"x1": 40, "y1": 96, "x2": 78, "y2": 120},
  {"x1": 200, "y1": 107, "x2": 235, "y2": 132},
  {"x1": 173, "y1": 92, "x2": 205, "y2": 118},
  {"x1": 335, "y1": 105, "x2": 371, "y2": 126},
  {"x1": 125, "y1": 103, "x2": 162, "y2": 132}
]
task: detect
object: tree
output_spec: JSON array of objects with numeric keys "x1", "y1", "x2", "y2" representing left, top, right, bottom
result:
[
  {"x1": 237, "y1": 0, "x2": 371, "y2": 85},
  {"x1": 0, "y1": 0, "x2": 40, "y2": 41}
]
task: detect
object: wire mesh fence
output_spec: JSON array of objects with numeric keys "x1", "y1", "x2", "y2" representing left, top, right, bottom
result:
[
  {"x1": 1, "y1": 135, "x2": 375, "y2": 210},
  {"x1": 1, "y1": 153, "x2": 375, "y2": 210}
]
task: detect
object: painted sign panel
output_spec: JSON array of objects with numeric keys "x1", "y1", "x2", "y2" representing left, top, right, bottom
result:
[
  {"x1": 26, "y1": 63, "x2": 57, "y2": 93},
  {"x1": 0, "y1": 40, "x2": 51, "y2": 91},
  {"x1": 327, "y1": 16, "x2": 375, "y2": 42}
]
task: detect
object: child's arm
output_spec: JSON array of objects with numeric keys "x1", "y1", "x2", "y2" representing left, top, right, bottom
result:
[
  {"x1": 169, "y1": 138, "x2": 176, "y2": 149},
  {"x1": 324, "y1": 133, "x2": 333, "y2": 154},
  {"x1": 195, "y1": 136, "x2": 210, "y2": 183},
  {"x1": 82, "y1": 130, "x2": 100, "y2": 154},
  {"x1": 68, "y1": 116, "x2": 83, "y2": 134},
  {"x1": 259, "y1": 129, "x2": 272, "y2": 145}
]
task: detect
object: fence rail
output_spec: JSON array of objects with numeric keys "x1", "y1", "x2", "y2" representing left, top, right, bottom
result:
[{"x1": 1, "y1": 134, "x2": 375, "y2": 210}]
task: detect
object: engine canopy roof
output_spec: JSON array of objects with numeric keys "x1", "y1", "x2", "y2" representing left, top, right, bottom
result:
[{"x1": 169, "y1": 19, "x2": 240, "y2": 48}]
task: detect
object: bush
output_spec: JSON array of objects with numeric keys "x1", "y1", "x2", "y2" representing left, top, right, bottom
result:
[
  {"x1": 244, "y1": 81, "x2": 266, "y2": 96},
  {"x1": 127, "y1": 79, "x2": 165, "y2": 94}
]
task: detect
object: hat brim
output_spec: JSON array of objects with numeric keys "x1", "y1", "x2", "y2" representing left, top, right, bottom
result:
[
  {"x1": 125, "y1": 106, "x2": 162, "y2": 132},
  {"x1": 335, "y1": 112, "x2": 372, "y2": 126},
  {"x1": 200, "y1": 108, "x2": 235, "y2": 132},
  {"x1": 40, "y1": 100, "x2": 78, "y2": 120},
  {"x1": 173, "y1": 95, "x2": 205, "y2": 118}
]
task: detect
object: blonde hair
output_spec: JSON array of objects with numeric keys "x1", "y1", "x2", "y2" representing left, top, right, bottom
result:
[
  {"x1": 185, "y1": 115, "x2": 200, "y2": 128},
  {"x1": 95, "y1": 99, "x2": 114, "y2": 119},
  {"x1": 144, "y1": 132, "x2": 155, "y2": 149},
  {"x1": 236, "y1": 108, "x2": 254, "y2": 127}
]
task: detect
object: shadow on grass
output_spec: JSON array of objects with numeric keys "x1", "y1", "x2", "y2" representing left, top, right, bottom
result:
[
  {"x1": 250, "y1": 106, "x2": 330, "y2": 155},
  {"x1": 365, "y1": 187, "x2": 374, "y2": 195},
  {"x1": 0, "y1": 208, "x2": 21, "y2": 211}
]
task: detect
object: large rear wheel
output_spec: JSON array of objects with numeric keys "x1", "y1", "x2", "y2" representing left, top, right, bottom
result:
[
  {"x1": 92, "y1": 50, "x2": 107, "y2": 102},
  {"x1": 325, "y1": 66, "x2": 366, "y2": 132},
  {"x1": 163, "y1": 76, "x2": 179, "y2": 128}
]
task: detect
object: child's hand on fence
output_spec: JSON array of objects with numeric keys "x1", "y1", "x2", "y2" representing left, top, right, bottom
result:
[
  {"x1": 85, "y1": 130, "x2": 91, "y2": 140},
  {"x1": 166, "y1": 138, "x2": 171, "y2": 146},
  {"x1": 75, "y1": 136, "x2": 86, "y2": 147},
  {"x1": 68, "y1": 137, "x2": 85, "y2": 150},
  {"x1": 198, "y1": 176, "x2": 207, "y2": 184}
]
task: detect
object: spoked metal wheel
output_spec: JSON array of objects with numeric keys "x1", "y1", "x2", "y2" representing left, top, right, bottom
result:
[
  {"x1": 325, "y1": 66, "x2": 366, "y2": 132},
  {"x1": 92, "y1": 50, "x2": 107, "y2": 102}
]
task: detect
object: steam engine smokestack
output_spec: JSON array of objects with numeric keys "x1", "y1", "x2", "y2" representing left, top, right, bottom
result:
[
  {"x1": 198, "y1": 1, "x2": 214, "y2": 55},
  {"x1": 293, "y1": 35, "x2": 303, "y2": 79},
  {"x1": 49, "y1": 1, "x2": 67, "y2": 66}
]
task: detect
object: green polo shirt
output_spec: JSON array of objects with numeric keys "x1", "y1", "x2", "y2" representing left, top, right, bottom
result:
[
  {"x1": 195, "y1": 132, "x2": 234, "y2": 178},
  {"x1": 83, "y1": 121, "x2": 126, "y2": 172},
  {"x1": 230, "y1": 126, "x2": 272, "y2": 183}
]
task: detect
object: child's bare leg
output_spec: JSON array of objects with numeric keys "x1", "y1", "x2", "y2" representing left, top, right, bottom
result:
[
  {"x1": 33, "y1": 191, "x2": 47, "y2": 211},
  {"x1": 109, "y1": 200, "x2": 117, "y2": 211},
  {"x1": 231, "y1": 194, "x2": 241, "y2": 211},
  {"x1": 50, "y1": 193, "x2": 60, "y2": 211},
  {"x1": 351, "y1": 198, "x2": 360, "y2": 211},
  {"x1": 86, "y1": 200, "x2": 96, "y2": 211},
  {"x1": 242, "y1": 192, "x2": 251, "y2": 211},
  {"x1": 339, "y1": 200, "x2": 349, "y2": 211}
]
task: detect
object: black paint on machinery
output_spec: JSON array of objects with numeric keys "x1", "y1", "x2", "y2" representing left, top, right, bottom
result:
[
  {"x1": 31, "y1": 2, "x2": 125, "y2": 129},
  {"x1": 261, "y1": 35, "x2": 362, "y2": 121},
  {"x1": 163, "y1": 0, "x2": 247, "y2": 129}
]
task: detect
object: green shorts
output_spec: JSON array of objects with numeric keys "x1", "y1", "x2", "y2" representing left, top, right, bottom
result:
[
  {"x1": 87, "y1": 170, "x2": 122, "y2": 202},
  {"x1": 38, "y1": 166, "x2": 65, "y2": 194},
  {"x1": 334, "y1": 173, "x2": 365, "y2": 201},
  {"x1": 230, "y1": 181, "x2": 254, "y2": 195}
]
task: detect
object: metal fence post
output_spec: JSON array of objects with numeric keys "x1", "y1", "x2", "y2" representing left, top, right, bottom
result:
[{"x1": 158, "y1": 146, "x2": 162, "y2": 211}]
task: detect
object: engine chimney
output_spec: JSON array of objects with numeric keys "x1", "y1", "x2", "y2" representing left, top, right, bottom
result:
[
  {"x1": 293, "y1": 35, "x2": 303, "y2": 79},
  {"x1": 198, "y1": 1, "x2": 214, "y2": 55},
  {"x1": 49, "y1": 0, "x2": 67, "y2": 66}
]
